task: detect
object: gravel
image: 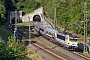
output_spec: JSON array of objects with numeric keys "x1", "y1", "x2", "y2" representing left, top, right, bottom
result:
[
  {"x1": 39, "y1": 36, "x2": 88, "y2": 60},
  {"x1": 29, "y1": 44, "x2": 60, "y2": 60}
]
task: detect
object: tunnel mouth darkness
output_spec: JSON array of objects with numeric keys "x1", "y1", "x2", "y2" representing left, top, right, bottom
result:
[
  {"x1": 33, "y1": 15, "x2": 41, "y2": 22},
  {"x1": 11, "y1": 17, "x2": 15, "y2": 24}
]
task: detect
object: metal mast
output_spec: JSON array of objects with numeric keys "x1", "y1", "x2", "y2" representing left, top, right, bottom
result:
[
  {"x1": 84, "y1": 2, "x2": 87, "y2": 53},
  {"x1": 54, "y1": 3, "x2": 56, "y2": 29},
  {"x1": 28, "y1": 16, "x2": 31, "y2": 41},
  {"x1": 14, "y1": 9, "x2": 18, "y2": 38}
]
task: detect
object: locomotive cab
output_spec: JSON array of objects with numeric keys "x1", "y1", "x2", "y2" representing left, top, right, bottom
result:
[{"x1": 66, "y1": 36, "x2": 78, "y2": 50}]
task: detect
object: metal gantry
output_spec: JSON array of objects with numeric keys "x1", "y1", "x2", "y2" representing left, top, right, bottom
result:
[
  {"x1": 54, "y1": 2, "x2": 57, "y2": 29},
  {"x1": 28, "y1": 16, "x2": 31, "y2": 41},
  {"x1": 10, "y1": 14, "x2": 12, "y2": 33},
  {"x1": 14, "y1": 10, "x2": 18, "y2": 38},
  {"x1": 83, "y1": 2, "x2": 90, "y2": 53},
  {"x1": 54, "y1": 4, "x2": 57, "y2": 29},
  {"x1": 28, "y1": 16, "x2": 31, "y2": 56}
]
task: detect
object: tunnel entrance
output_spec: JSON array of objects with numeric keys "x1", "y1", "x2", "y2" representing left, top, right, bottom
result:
[
  {"x1": 33, "y1": 15, "x2": 41, "y2": 22},
  {"x1": 11, "y1": 17, "x2": 15, "y2": 24}
]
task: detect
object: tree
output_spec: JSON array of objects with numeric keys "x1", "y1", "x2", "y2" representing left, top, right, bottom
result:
[
  {"x1": 0, "y1": 36, "x2": 31, "y2": 60},
  {"x1": 0, "y1": 0, "x2": 6, "y2": 25},
  {"x1": 44, "y1": 0, "x2": 90, "y2": 34}
]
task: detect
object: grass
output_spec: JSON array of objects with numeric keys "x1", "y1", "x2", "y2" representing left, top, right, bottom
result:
[
  {"x1": 30, "y1": 53, "x2": 45, "y2": 60},
  {"x1": 27, "y1": 46, "x2": 45, "y2": 60},
  {"x1": 34, "y1": 37, "x2": 52, "y2": 49},
  {"x1": 0, "y1": 24, "x2": 45, "y2": 60},
  {"x1": 82, "y1": 52, "x2": 90, "y2": 58},
  {"x1": 18, "y1": 22, "x2": 34, "y2": 26},
  {"x1": 18, "y1": 22, "x2": 69, "y2": 58},
  {"x1": 0, "y1": 25, "x2": 11, "y2": 42},
  {"x1": 18, "y1": 23, "x2": 45, "y2": 60},
  {"x1": 34, "y1": 37, "x2": 69, "y2": 57}
]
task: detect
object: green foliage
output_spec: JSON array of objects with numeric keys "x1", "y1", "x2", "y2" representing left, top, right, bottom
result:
[
  {"x1": 44, "y1": 0, "x2": 90, "y2": 34},
  {"x1": 0, "y1": 0, "x2": 90, "y2": 34},
  {"x1": 14, "y1": 0, "x2": 90, "y2": 34},
  {"x1": 0, "y1": 5, "x2": 6, "y2": 14},
  {"x1": 16, "y1": 0, "x2": 44, "y2": 13},
  {"x1": 0, "y1": 0, "x2": 6, "y2": 25},
  {"x1": 0, "y1": 36, "x2": 31, "y2": 60},
  {"x1": 0, "y1": 26, "x2": 11, "y2": 42}
]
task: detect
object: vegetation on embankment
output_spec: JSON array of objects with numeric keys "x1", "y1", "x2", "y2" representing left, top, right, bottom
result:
[
  {"x1": 0, "y1": 0, "x2": 6, "y2": 25},
  {"x1": 0, "y1": 36, "x2": 31, "y2": 60},
  {"x1": 44, "y1": 0, "x2": 90, "y2": 35},
  {"x1": 14, "y1": 0, "x2": 90, "y2": 35},
  {"x1": 0, "y1": 26, "x2": 11, "y2": 42},
  {"x1": 0, "y1": 0, "x2": 90, "y2": 35}
]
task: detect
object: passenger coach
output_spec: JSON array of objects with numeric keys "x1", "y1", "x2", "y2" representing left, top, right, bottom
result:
[{"x1": 34, "y1": 22, "x2": 78, "y2": 50}]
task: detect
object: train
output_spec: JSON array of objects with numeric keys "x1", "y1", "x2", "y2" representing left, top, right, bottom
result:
[{"x1": 34, "y1": 22, "x2": 78, "y2": 50}]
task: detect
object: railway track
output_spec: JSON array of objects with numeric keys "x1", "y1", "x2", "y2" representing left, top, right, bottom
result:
[
  {"x1": 39, "y1": 36, "x2": 90, "y2": 60},
  {"x1": 73, "y1": 52, "x2": 90, "y2": 60},
  {"x1": 17, "y1": 27, "x2": 90, "y2": 60},
  {"x1": 17, "y1": 29, "x2": 69, "y2": 60},
  {"x1": 32, "y1": 42, "x2": 67, "y2": 60}
]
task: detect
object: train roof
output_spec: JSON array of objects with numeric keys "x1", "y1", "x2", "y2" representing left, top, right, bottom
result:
[
  {"x1": 35, "y1": 22, "x2": 42, "y2": 26},
  {"x1": 35, "y1": 22, "x2": 78, "y2": 39},
  {"x1": 63, "y1": 31, "x2": 78, "y2": 39},
  {"x1": 45, "y1": 27, "x2": 59, "y2": 33},
  {"x1": 35, "y1": 22, "x2": 49, "y2": 29},
  {"x1": 40, "y1": 25, "x2": 48, "y2": 29}
]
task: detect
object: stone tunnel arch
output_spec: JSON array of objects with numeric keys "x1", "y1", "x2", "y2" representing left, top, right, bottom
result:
[{"x1": 33, "y1": 15, "x2": 41, "y2": 22}]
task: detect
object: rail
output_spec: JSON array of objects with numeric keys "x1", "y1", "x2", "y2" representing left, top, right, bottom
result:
[{"x1": 44, "y1": 15, "x2": 55, "y2": 29}]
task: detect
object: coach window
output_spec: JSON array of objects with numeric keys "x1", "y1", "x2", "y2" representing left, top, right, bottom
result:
[
  {"x1": 53, "y1": 34, "x2": 54, "y2": 37},
  {"x1": 40, "y1": 28, "x2": 44, "y2": 32},
  {"x1": 51, "y1": 33, "x2": 53, "y2": 36},
  {"x1": 57, "y1": 34, "x2": 65, "y2": 41},
  {"x1": 62, "y1": 36, "x2": 65, "y2": 41},
  {"x1": 57, "y1": 34, "x2": 60, "y2": 39},
  {"x1": 46, "y1": 31, "x2": 48, "y2": 34},
  {"x1": 52, "y1": 33, "x2": 54, "y2": 38},
  {"x1": 49, "y1": 32, "x2": 51, "y2": 35}
]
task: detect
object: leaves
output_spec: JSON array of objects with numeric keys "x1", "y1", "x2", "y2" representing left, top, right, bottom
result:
[
  {"x1": 16, "y1": 0, "x2": 44, "y2": 13},
  {"x1": 0, "y1": 5, "x2": 6, "y2": 14},
  {"x1": 0, "y1": 36, "x2": 31, "y2": 60},
  {"x1": 44, "y1": 0, "x2": 90, "y2": 34}
]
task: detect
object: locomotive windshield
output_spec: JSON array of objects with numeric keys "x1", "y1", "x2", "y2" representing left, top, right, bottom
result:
[{"x1": 70, "y1": 36, "x2": 78, "y2": 42}]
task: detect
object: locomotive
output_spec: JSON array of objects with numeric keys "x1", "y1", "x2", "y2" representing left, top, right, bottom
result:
[{"x1": 34, "y1": 22, "x2": 78, "y2": 50}]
